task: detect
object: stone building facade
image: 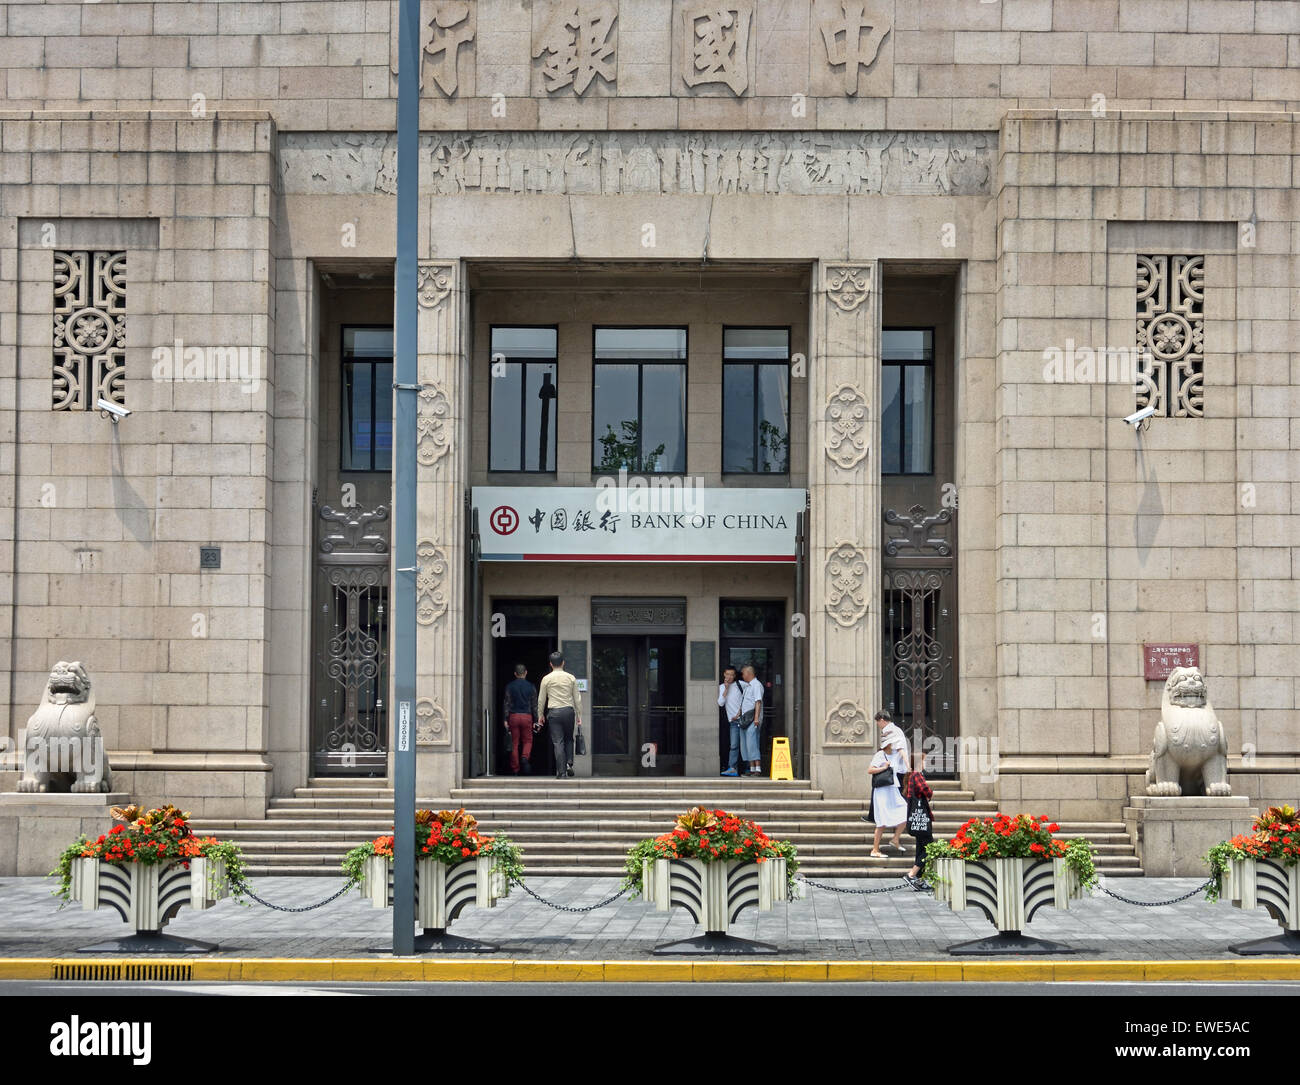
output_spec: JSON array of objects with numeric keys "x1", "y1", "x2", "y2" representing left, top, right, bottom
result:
[{"x1": 0, "y1": 1, "x2": 1297, "y2": 823}]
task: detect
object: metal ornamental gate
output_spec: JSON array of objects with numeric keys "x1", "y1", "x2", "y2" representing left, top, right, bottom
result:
[
  {"x1": 311, "y1": 504, "x2": 391, "y2": 776},
  {"x1": 881, "y1": 503, "x2": 957, "y2": 777}
]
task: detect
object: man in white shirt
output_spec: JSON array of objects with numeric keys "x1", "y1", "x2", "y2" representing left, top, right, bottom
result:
[
  {"x1": 717, "y1": 666, "x2": 743, "y2": 776},
  {"x1": 738, "y1": 664, "x2": 764, "y2": 776}
]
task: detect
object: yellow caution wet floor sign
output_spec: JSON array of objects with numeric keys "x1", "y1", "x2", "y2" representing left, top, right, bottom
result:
[{"x1": 770, "y1": 737, "x2": 793, "y2": 780}]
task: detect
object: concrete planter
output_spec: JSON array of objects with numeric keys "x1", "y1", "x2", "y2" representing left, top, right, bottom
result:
[
  {"x1": 69, "y1": 857, "x2": 228, "y2": 934},
  {"x1": 642, "y1": 857, "x2": 787, "y2": 936},
  {"x1": 1222, "y1": 858, "x2": 1300, "y2": 954},
  {"x1": 360, "y1": 855, "x2": 506, "y2": 932},
  {"x1": 933, "y1": 857, "x2": 1082, "y2": 954}
]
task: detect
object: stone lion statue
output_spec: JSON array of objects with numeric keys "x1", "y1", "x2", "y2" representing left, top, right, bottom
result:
[
  {"x1": 1145, "y1": 666, "x2": 1230, "y2": 797},
  {"x1": 16, "y1": 661, "x2": 112, "y2": 793}
]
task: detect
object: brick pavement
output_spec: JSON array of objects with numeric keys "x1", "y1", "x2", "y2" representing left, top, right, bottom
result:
[{"x1": 0, "y1": 874, "x2": 1285, "y2": 960}]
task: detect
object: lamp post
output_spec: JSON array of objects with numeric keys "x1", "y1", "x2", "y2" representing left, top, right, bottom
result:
[{"x1": 391, "y1": 0, "x2": 420, "y2": 956}]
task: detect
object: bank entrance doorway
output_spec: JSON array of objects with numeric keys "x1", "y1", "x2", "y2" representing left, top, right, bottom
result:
[
  {"x1": 489, "y1": 599, "x2": 558, "y2": 777},
  {"x1": 719, "y1": 602, "x2": 785, "y2": 775},
  {"x1": 591, "y1": 635, "x2": 686, "y2": 776}
]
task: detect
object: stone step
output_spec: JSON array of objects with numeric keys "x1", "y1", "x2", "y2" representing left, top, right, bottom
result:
[
  {"x1": 199, "y1": 824, "x2": 1142, "y2": 848},
  {"x1": 241, "y1": 859, "x2": 1147, "y2": 879}
]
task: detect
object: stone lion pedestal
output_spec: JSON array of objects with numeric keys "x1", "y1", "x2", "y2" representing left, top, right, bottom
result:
[
  {"x1": 1126, "y1": 666, "x2": 1253, "y2": 876},
  {"x1": 0, "y1": 792, "x2": 129, "y2": 876},
  {"x1": 1124, "y1": 796, "x2": 1254, "y2": 878}
]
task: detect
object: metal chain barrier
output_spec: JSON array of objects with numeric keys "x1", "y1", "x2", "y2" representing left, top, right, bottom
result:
[
  {"x1": 1097, "y1": 880, "x2": 1211, "y2": 907},
  {"x1": 507, "y1": 874, "x2": 630, "y2": 912},
  {"x1": 799, "y1": 876, "x2": 917, "y2": 896},
  {"x1": 242, "y1": 877, "x2": 358, "y2": 913}
]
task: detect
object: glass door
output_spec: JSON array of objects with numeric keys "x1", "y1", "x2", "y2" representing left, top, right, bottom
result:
[
  {"x1": 592, "y1": 636, "x2": 636, "y2": 775},
  {"x1": 591, "y1": 635, "x2": 685, "y2": 776}
]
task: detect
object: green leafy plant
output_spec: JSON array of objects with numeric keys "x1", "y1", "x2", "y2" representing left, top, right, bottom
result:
[
  {"x1": 1203, "y1": 804, "x2": 1300, "y2": 902},
  {"x1": 921, "y1": 813, "x2": 1097, "y2": 891},
  {"x1": 621, "y1": 807, "x2": 799, "y2": 898},
  {"x1": 50, "y1": 804, "x2": 249, "y2": 905},
  {"x1": 342, "y1": 808, "x2": 525, "y2": 889}
]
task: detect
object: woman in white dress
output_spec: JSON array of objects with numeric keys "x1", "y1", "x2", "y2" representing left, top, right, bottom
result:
[{"x1": 867, "y1": 713, "x2": 910, "y2": 859}]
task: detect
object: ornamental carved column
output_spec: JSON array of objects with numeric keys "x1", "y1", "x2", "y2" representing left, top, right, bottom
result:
[
  {"x1": 808, "y1": 261, "x2": 880, "y2": 797},
  {"x1": 410, "y1": 259, "x2": 465, "y2": 794}
]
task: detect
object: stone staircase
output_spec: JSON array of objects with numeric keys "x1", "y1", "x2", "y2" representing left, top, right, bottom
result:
[{"x1": 191, "y1": 776, "x2": 1144, "y2": 879}]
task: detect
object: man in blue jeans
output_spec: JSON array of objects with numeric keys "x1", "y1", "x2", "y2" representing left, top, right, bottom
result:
[
  {"x1": 718, "y1": 666, "x2": 743, "y2": 776},
  {"x1": 738, "y1": 664, "x2": 764, "y2": 775}
]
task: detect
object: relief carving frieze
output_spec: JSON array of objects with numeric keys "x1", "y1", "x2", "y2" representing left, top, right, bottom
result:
[
  {"x1": 415, "y1": 697, "x2": 449, "y2": 745},
  {"x1": 825, "y1": 541, "x2": 869, "y2": 628},
  {"x1": 416, "y1": 382, "x2": 452, "y2": 467},
  {"x1": 823, "y1": 700, "x2": 870, "y2": 745},
  {"x1": 280, "y1": 131, "x2": 994, "y2": 198},
  {"x1": 825, "y1": 384, "x2": 869, "y2": 469},
  {"x1": 415, "y1": 540, "x2": 449, "y2": 626},
  {"x1": 825, "y1": 264, "x2": 871, "y2": 313}
]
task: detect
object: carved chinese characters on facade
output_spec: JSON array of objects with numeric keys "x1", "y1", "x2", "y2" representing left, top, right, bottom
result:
[
  {"x1": 53, "y1": 251, "x2": 125, "y2": 411},
  {"x1": 825, "y1": 542, "x2": 869, "y2": 627},
  {"x1": 825, "y1": 385, "x2": 869, "y2": 470},
  {"x1": 422, "y1": 1, "x2": 475, "y2": 97},
  {"x1": 534, "y1": 2, "x2": 617, "y2": 95},
  {"x1": 681, "y1": 2, "x2": 753, "y2": 95},
  {"x1": 1136, "y1": 254, "x2": 1204, "y2": 418},
  {"x1": 281, "y1": 131, "x2": 995, "y2": 199},
  {"x1": 816, "y1": 0, "x2": 891, "y2": 96}
]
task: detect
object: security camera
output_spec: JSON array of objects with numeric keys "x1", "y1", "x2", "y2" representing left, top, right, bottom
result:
[
  {"x1": 1123, "y1": 405, "x2": 1156, "y2": 428},
  {"x1": 96, "y1": 398, "x2": 131, "y2": 423}
]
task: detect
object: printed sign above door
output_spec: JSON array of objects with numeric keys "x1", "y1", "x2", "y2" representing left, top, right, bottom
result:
[{"x1": 472, "y1": 486, "x2": 807, "y2": 562}]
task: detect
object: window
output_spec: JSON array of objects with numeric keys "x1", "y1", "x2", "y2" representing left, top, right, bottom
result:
[
  {"x1": 342, "y1": 326, "x2": 393, "y2": 472},
  {"x1": 881, "y1": 328, "x2": 933, "y2": 475},
  {"x1": 722, "y1": 327, "x2": 790, "y2": 474},
  {"x1": 592, "y1": 327, "x2": 687, "y2": 473},
  {"x1": 489, "y1": 326, "x2": 558, "y2": 472}
]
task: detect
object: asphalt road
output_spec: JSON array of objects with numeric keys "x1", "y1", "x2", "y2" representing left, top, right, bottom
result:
[{"x1": 5, "y1": 980, "x2": 1300, "y2": 996}]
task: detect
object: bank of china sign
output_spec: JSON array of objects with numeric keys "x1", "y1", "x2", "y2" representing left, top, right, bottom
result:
[{"x1": 472, "y1": 486, "x2": 807, "y2": 563}]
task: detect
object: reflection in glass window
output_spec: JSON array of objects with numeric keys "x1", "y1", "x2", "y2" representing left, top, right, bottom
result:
[
  {"x1": 489, "y1": 327, "x2": 558, "y2": 472},
  {"x1": 881, "y1": 328, "x2": 933, "y2": 475},
  {"x1": 593, "y1": 328, "x2": 687, "y2": 473},
  {"x1": 342, "y1": 326, "x2": 393, "y2": 472},
  {"x1": 722, "y1": 328, "x2": 790, "y2": 474}
]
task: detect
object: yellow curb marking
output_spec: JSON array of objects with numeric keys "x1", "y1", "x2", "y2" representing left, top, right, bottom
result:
[{"x1": 2, "y1": 957, "x2": 1298, "y2": 983}]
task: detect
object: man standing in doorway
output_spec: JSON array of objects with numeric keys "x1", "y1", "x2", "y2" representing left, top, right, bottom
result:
[
  {"x1": 538, "y1": 650, "x2": 582, "y2": 780},
  {"x1": 739, "y1": 663, "x2": 764, "y2": 776},
  {"x1": 718, "y1": 665, "x2": 743, "y2": 776},
  {"x1": 502, "y1": 663, "x2": 538, "y2": 775}
]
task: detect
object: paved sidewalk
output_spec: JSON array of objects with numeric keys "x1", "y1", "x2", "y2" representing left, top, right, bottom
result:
[{"x1": 0, "y1": 874, "x2": 1285, "y2": 960}]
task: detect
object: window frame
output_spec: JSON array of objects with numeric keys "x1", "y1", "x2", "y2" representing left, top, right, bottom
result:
[
  {"x1": 721, "y1": 324, "x2": 792, "y2": 476},
  {"x1": 590, "y1": 324, "x2": 689, "y2": 476},
  {"x1": 881, "y1": 325, "x2": 935, "y2": 477},
  {"x1": 487, "y1": 323, "x2": 560, "y2": 475},
  {"x1": 340, "y1": 322, "x2": 394, "y2": 474}
]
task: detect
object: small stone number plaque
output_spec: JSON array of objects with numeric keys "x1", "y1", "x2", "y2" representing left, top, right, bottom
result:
[
  {"x1": 199, "y1": 546, "x2": 221, "y2": 570},
  {"x1": 1144, "y1": 643, "x2": 1198, "y2": 681}
]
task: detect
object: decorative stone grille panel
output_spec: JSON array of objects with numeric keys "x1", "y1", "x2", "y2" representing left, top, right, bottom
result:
[
  {"x1": 1136, "y1": 254, "x2": 1204, "y2": 418},
  {"x1": 53, "y1": 251, "x2": 126, "y2": 411}
]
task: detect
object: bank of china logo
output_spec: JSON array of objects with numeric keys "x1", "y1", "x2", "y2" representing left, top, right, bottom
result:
[{"x1": 489, "y1": 505, "x2": 519, "y2": 535}]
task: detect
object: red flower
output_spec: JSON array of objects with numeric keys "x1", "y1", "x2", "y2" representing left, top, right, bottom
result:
[
  {"x1": 110, "y1": 824, "x2": 125, "y2": 835},
  {"x1": 1030, "y1": 842, "x2": 1045, "y2": 854},
  {"x1": 461, "y1": 847, "x2": 471, "y2": 857}
]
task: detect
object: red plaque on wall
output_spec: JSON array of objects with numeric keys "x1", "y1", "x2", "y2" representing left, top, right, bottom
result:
[{"x1": 1144, "y1": 643, "x2": 1199, "y2": 681}]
